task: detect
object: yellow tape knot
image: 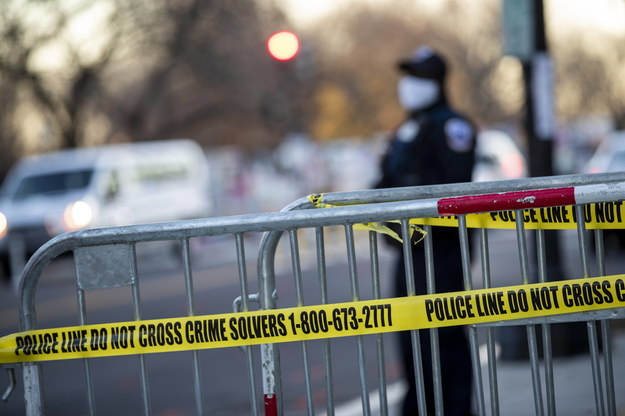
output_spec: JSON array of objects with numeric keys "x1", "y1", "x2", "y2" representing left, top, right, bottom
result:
[
  {"x1": 308, "y1": 193, "x2": 333, "y2": 208},
  {"x1": 306, "y1": 194, "x2": 426, "y2": 244}
]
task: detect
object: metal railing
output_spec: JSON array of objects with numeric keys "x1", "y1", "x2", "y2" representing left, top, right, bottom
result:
[
  {"x1": 3, "y1": 172, "x2": 625, "y2": 415},
  {"x1": 256, "y1": 172, "x2": 625, "y2": 416}
]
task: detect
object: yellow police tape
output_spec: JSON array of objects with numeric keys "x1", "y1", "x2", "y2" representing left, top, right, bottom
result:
[
  {"x1": 3, "y1": 274, "x2": 625, "y2": 363},
  {"x1": 307, "y1": 194, "x2": 427, "y2": 244},
  {"x1": 308, "y1": 193, "x2": 625, "y2": 230},
  {"x1": 412, "y1": 201, "x2": 625, "y2": 230}
]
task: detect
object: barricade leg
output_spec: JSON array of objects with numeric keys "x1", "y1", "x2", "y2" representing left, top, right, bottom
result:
[
  {"x1": 76, "y1": 288, "x2": 96, "y2": 415},
  {"x1": 575, "y1": 205, "x2": 606, "y2": 415},
  {"x1": 536, "y1": 228, "x2": 556, "y2": 416},
  {"x1": 459, "y1": 216, "x2": 486, "y2": 416},
  {"x1": 345, "y1": 225, "x2": 371, "y2": 416},
  {"x1": 262, "y1": 344, "x2": 280, "y2": 416},
  {"x1": 288, "y1": 229, "x2": 316, "y2": 415},
  {"x1": 316, "y1": 227, "x2": 336, "y2": 416},
  {"x1": 234, "y1": 233, "x2": 260, "y2": 416},
  {"x1": 478, "y1": 228, "x2": 501, "y2": 416},
  {"x1": 422, "y1": 225, "x2": 443, "y2": 415},
  {"x1": 514, "y1": 211, "x2": 545, "y2": 415},
  {"x1": 401, "y1": 220, "x2": 428, "y2": 415},
  {"x1": 23, "y1": 363, "x2": 44, "y2": 416},
  {"x1": 132, "y1": 252, "x2": 151, "y2": 415},
  {"x1": 593, "y1": 229, "x2": 617, "y2": 415},
  {"x1": 258, "y1": 229, "x2": 283, "y2": 416},
  {"x1": 180, "y1": 238, "x2": 205, "y2": 416},
  {"x1": 369, "y1": 231, "x2": 389, "y2": 416}
]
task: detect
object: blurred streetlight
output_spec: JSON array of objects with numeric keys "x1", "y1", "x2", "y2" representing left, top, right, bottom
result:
[
  {"x1": 266, "y1": 31, "x2": 300, "y2": 61},
  {"x1": 262, "y1": 31, "x2": 303, "y2": 132}
]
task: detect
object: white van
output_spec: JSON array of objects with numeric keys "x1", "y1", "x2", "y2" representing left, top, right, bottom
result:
[{"x1": 0, "y1": 139, "x2": 211, "y2": 277}]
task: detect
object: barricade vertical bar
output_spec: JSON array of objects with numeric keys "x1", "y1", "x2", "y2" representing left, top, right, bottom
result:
[
  {"x1": 575, "y1": 205, "x2": 606, "y2": 416},
  {"x1": 602, "y1": 313, "x2": 616, "y2": 415},
  {"x1": 369, "y1": 231, "x2": 388, "y2": 416},
  {"x1": 515, "y1": 212, "x2": 544, "y2": 416},
  {"x1": 261, "y1": 342, "x2": 281, "y2": 416},
  {"x1": 601, "y1": 317, "x2": 616, "y2": 416},
  {"x1": 535, "y1": 229, "x2": 556, "y2": 416},
  {"x1": 2, "y1": 367, "x2": 16, "y2": 402},
  {"x1": 19, "y1": 239, "x2": 46, "y2": 416},
  {"x1": 129, "y1": 243, "x2": 151, "y2": 415},
  {"x1": 576, "y1": 207, "x2": 592, "y2": 276},
  {"x1": 258, "y1": 229, "x2": 282, "y2": 416},
  {"x1": 289, "y1": 229, "x2": 314, "y2": 416},
  {"x1": 23, "y1": 363, "x2": 44, "y2": 416},
  {"x1": 344, "y1": 224, "x2": 371, "y2": 416},
  {"x1": 401, "y1": 219, "x2": 427, "y2": 416},
  {"x1": 577, "y1": 206, "x2": 608, "y2": 416},
  {"x1": 422, "y1": 225, "x2": 443, "y2": 415},
  {"x1": 594, "y1": 229, "x2": 617, "y2": 415},
  {"x1": 316, "y1": 227, "x2": 335, "y2": 416},
  {"x1": 479, "y1": 228, "x2": 500, "y2": 416},
  {"x1": 235, "y1": 233, "x2": 260, "y2": 416},
  {"x1": 458, "y1": 215, "x2": 485, "y2": 416},
  {"x1": 76, "y1": 286, "x2": 96, "y2": 416},
  {"x1": 180, "y1": 238, "x2": 205, "y2": 416},
  {"x1": 525, "y1": 322, "x2": 543, "y2": 412}
]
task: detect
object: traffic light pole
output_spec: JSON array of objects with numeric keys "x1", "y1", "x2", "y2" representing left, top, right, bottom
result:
[
  {"x1": 522, "y1": 0, "x2": 562, "y2": 283},
  {"x1": 524, "y1": 0, "x2": 554, "y2": 178},
  {"x1": 499, "y1": 0, "x2": 575, "y2": 360}
]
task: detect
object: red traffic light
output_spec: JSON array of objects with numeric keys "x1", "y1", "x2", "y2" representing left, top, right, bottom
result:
[{"x1": 267, "y1": 31, "x2": 300, "y2": 61}]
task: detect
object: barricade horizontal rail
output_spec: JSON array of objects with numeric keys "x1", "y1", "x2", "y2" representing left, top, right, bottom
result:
[{"x1": 2, "y1": 172, "x2": 625, "y2": 415}]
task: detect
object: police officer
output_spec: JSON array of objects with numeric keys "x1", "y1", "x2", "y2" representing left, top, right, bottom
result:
[{"x1": 376, "y1": 46, "x2": 476, "y2": 415}]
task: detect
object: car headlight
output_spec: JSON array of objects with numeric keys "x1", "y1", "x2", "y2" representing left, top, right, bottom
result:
[
  {"x1": 0, "y1": 211, "x2": 7, "y2": 239},
  {"x1": 63, "y1": 201, "x2": 93, "y2": 232}
]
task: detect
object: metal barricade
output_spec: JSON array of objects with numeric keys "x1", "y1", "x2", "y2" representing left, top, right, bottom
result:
[
  {"x1": 2, "y1": 172, "x2": 625, "y2": 415},
  {"x1": 256, "y1": 172, "x2": 625, "y2": 416},
  {"x1": 4, "y1": 202, "x2": 414, "y2": 415}
]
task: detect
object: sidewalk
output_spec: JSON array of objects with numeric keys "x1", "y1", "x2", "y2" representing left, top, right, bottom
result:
[
  {"x1": 481, "y1": 330, "x2": 625, "y2": 416},
  {"x1": 328, "y1": 330, "x2": 625, "y2": 415}
]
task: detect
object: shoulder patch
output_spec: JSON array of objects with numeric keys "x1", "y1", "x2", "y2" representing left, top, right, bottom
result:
[
  {"x1": 396, "y1": 120, "x2": 421, "y2": 143},
  {"x1": 444, "y1": 118, "x2": 473, "y2": 153}
]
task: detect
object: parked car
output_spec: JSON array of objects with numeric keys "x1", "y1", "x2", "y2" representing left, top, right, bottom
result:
[
  {"x1": 473, "y1": 130, "x2": 527, "y2": 182},
  {"x1": 0, "y1": 139, "x2": 211, "y2": 280},
  {"x1": 584, "y1": 131, "x2": 625, "y2": 174},
  {"x1": 584, "y1": 131, "x2": 625, "y2": 249}
]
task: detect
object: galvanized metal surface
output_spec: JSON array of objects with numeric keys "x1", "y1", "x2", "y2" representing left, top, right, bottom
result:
[
  {"x1": 256, "y1": 172, "x2": 625, "y2": 416},
  {"x1": 6, "y1": 172, "x2": 625, "y2": 415}
]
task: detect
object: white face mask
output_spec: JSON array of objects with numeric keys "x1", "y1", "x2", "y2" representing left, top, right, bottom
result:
[{"x1": 397, "y1": 76, "x2": 439, "y2": 111}]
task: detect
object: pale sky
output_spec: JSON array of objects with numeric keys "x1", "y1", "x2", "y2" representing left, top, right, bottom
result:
[{"x1": 277, "y1": 0, "x2": 625, "y2": 34}]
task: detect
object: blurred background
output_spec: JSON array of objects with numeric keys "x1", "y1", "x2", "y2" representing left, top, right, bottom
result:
[
  {"x1": 0, "y1": 0, "x2": 624, "y2": 212},
  {"x1": 3, "y1": 2, "x2": 625, "y2": 413}
]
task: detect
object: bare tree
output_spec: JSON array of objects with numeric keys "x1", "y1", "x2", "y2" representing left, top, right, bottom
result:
[
  {"x1": 2, "y1": 0, "x2": 623, "y2": 178},
  {"x1": 554, "y1": 31, "x2": 625, "y2": 129},
  {"x1": 0, "y1": 0, "x2": 130, "y2": 151},
  {"x1": 0, "y1": 74, "x2": 19, "y2": 180},
  {"x1": 0, "y1": 0, "x2": 293, "y2": 174},
  {"x1": 108, "y1": 0, "x2": 291, "y2": 148}
]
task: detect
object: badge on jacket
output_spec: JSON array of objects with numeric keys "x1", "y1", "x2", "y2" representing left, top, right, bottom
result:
[
  {"x1": 444, "y1": 118, "x2": 473, "y2": 153},
  {"x1": 396, "y1": 120, "x2": 421, "y2": 143}
]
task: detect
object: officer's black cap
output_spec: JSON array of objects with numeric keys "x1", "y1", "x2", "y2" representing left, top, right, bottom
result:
[{"x1": 397, "y1": 46, "x2": 447, "y2": 82}]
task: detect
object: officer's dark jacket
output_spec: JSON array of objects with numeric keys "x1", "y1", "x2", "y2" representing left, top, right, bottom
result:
[{"x1": 377, "y1": 101, "x2": 476, "y2": 189}]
